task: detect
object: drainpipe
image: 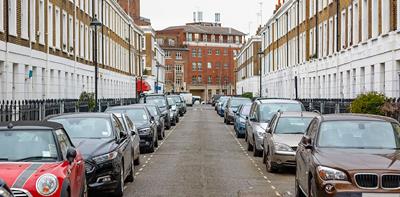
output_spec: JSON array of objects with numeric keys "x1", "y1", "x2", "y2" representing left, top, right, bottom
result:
[{"x1": 315, "y1": 0, "x2": 319, "y2": 57}]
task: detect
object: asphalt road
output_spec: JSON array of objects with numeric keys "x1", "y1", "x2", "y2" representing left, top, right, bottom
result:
[{"x1": 124, "y1": 105, "x2": 295, "y2": 197}]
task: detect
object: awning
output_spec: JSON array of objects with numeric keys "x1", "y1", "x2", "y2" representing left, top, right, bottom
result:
[{"x1": 136, "y1": 79, "x2": 151, "y2": 92}]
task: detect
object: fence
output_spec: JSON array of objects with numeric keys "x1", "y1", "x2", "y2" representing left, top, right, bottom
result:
[
  {"x1": 299, "y1": 99, "x2": 353, "y2": 114},
  {"x1": 0, "y1": 98, "x2": 137, "y2": 122}
]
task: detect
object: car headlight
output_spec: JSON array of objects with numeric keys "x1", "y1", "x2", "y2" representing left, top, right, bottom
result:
[
  {"x1": 138, "y1": 128, "x2": 151, "y2": 135},
  {"x1": 274, "y1": 142, "x2": 293, "y2": 152},
  {"x1": 36, "y1": 174, "x2": 58, "y2": 196},
  {"x1": 0, "y1": 188, "x2": 13, "y2": 197},
  {"x1": 317, "y1": 166, "x2": 348, "y2": 181},
  {"x1": 92, "y1": 151, "x2": 118, "y2": 164}
]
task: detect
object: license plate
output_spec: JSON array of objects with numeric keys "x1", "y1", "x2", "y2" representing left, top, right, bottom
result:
[{"x1": 363, "y1": 194, "x2": 400, "y2": 197}]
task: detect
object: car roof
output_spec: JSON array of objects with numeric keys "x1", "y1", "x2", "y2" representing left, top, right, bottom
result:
[
  {"x1": 279, "y1": 111, "x2": 319, "y2": 118},
  {"x1": 46, "y1": 112, "x2": 111, "y2": 120},
  {"x1": 106, "y1": 105, "x2": 147, "y2": 111},
  {"x1": 230, "y1": 97, "x2": 251, "y2": 100},
  {"x1": 0, "y1": 121, "x2": 65, "y2": 130},
  {"x1": 320, "y1": 113, "x2": 398, "y2": 123},
  {"x1": 257, "y1": 99, "x2": 302, "y2": 104},
  {"x1": 142, "y1": 94, "x2": 165, "y2": 97},
  {"x1": 134, "y1": 104, "x2": 157, "y2": 108}
]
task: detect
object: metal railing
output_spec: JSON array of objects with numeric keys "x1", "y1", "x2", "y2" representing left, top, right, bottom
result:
[
  {"x1": 299, "y1": 99, "x2": 353, "y2": 114},
  {"x1": 0, "y1": 98, "x2": 137, "y2": 122}
]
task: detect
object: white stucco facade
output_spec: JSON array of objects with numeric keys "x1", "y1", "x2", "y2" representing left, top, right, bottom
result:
[{"x1": 236, "y1": 76, "x2": 260, "y2": 97}]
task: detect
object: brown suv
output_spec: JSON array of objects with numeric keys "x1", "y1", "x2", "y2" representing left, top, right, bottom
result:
[{"x1": 295, "y1": 114, "x2": 400, "y2": 197}]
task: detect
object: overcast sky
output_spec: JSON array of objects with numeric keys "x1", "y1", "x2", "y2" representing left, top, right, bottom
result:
[{"x1": 141, "y1": 0, "x2": 275, "y2": 36}]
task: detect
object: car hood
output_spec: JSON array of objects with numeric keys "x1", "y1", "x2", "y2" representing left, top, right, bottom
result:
[
  {"x1": 0, "y1": 162, "x2": 63, "y2": 188},
  {"x1": 73, "y1": 138, "x2": 116, "y2": 160},
  {"x1": 273, "y1": 134, "x2": 303, "y2": 147},
  {"x1": 314, "y1": 148, "x2": 400, "y2": 170},
  {"x1": 254, "y1": 122, "x2": 269, "y2": 130},
  {"x1": 136, "y1": 122, "x2": 151, "y2": 130}
]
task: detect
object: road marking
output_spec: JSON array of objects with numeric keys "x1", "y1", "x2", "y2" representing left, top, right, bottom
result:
[{"x1": 275, "y1": 191, "x2": 281, "y2": 196}]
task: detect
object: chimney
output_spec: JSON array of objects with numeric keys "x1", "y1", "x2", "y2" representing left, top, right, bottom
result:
[
  {"x1": 197, "y1": 11, "x2": 203, "y2": 22},
  {"x1": 193, "y1": 12, "x2": 197, "y2": 22},
  {"x1": 215, "y1": 13, "x2": 220, "y2": 23}
]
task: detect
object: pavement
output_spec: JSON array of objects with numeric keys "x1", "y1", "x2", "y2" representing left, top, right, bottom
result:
[{"x1": 123, "y1": 105, "x2": 295, "y2": 197}]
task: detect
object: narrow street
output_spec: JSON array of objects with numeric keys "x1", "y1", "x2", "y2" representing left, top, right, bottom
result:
[{"x1": 124, "y1": 105, "x2": 295, "y2": 197}]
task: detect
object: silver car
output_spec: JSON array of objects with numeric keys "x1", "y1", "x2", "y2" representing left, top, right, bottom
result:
[
  {"x1": 262, "y1": 111, "x2": 317, "y2": 172},
  {"x1": 114, "y1": 113, "x2": 141, "y2": 165},
  {"x1": 246, "y1": 99, "x2": 305, "y2": 157}
]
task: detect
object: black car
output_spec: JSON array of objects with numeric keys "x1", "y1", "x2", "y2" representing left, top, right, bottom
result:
[
  {"x1": 47, "y1": 113, "x2": 135, "y2": 196},
  {"x1": 106, "y1": 105, "x2": 158, "y2": 153},
  {"x1": 0, "y1": 179, "x2": 12, "y2": 197},
  {"x1": 140, "y1": 94, "x2": 172, "y2": 130},
  {"x1": 137, "y1": 104, "x2": 165, "y2": 140}
]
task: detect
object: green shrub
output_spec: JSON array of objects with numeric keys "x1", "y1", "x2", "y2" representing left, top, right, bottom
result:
[
  {"x1": 241, "y1": 92, "x2": 253, "y2": 99},
  {"x1": 78, "y1": 92, "x2": 96, "y2": 112},
  {"x1": 350, "y1": 92, "x2": 386, "y2": 115}
]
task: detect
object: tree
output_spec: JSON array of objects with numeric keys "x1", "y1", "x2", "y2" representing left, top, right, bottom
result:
[
  {"x1": 241, "y1": 92, "x2": 253, "y2": 99},
  {"x1": 350, "y1": 92, "x2": 386, "y2": 115},
  {"x1": 77, "y1": 92, "x2": 96, "y2": 112}
]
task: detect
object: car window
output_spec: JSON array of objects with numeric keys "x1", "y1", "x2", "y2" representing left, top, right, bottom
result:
[
  {"x1": 147, "y1": 106, "x2": 158, "y2": 116},
  {"x1": 51, "y1": 117, "x2": 113, "y2": 139},
  {"x1": 317, "y1": 121, "x2": 400, "y2": 149},
  {"x1": 112, "y1": 116, "x2": 126, "y2": 138},
  {"x1": 240, "y1": 105, "x2": 251, "y2": 116},
  {"x1": 125, "y1": 116, "x2": 135, "y2": 131},
  {"x1": 125, "y1": 109, "x2": 149, "y2": 123},
  {"x1": 306, "y1": 119, "x2": 318, "y2": 137},
  {"x1": 274, "y1": 117, "x2": 313, "y2": 134},
  {"x1": 55, "y1": 129, "x2": 73, "y2": 159},
  {"x1": 231, "y1": 99, "x2": 251, "y2": 108}
]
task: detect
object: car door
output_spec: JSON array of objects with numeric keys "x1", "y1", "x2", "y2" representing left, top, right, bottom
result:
[
  {"x1": 125, "y1": 116, "x2": 139, "y2": 159},
  {"x1": 265, "y1": 114, "x2": 278, "y2": 153},
  {"x1": 55, "y1": 129, "x2": 84, "y2": 197},
  {"x1": 246, "y1": 103, "x2": 257, "y2": 144},
  {"x1": 297, "y1": 118, "x2": 318, "y2": 193},
  {"x1": 112, "y1": 116, "x2": 132, "y2": 178}
]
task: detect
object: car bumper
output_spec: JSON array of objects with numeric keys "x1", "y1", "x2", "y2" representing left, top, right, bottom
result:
[
  {"x1": 255, "y1": 137, "x2": 264, "y2": 150},
  {"x1": 86, "y1": 160, "x2": 120, "y2": 192},
  {"x1": 271, "y1": 151, "x2": 296, "y2": 167},
  {"x1": 227, "y1": 114, "x2": 234, "y2": 122},
  {"x1": 139, "y1": 134, "x2": 154, "y2": 148}
]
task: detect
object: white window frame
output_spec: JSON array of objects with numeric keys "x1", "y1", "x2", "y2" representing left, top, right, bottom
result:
[
  {"x1": 62, "y1": 11, "x2": 68, "y2": 51},
  {"x1": 21, "y1": 0, "x2": 29, "y2": 39},
  {"x1": 8, "y1": 0, "x2": 17, "y2": 36},
  {"x1": 48, "y1": 3, "x2": 53, "y2": 47},
  {"x1": 39, "y1": 0, "x2": 45, "y2": 44},
  {"x1": 55, "y1": 7, "x2": 61, "y2": 49}
]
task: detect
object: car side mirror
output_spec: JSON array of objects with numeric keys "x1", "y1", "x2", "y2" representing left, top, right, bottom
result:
[
  {"x1": 150, "y1": 116, "x2": 155, "y2": 122},
  {"x1": 66, "y1": 148, "x2": 77, "y2": 164},
  {"x1": 131, "y1": 130, "x2": 136, "y2": 136},
  {"x1": 301, "y1": 136, "x2": 313, "y2": 149},
  {"x1": 119, "y1": 131, "x2": 128, "y2": 141},
  {"x1": 250, "y1": 117, "x2": 257, "y2": 122},
  {"x1": 266, "y1": 127, "x2": 272, "y2": 134}
]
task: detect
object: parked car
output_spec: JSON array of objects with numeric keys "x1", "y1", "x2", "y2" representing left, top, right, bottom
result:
[
  {"x1": 212, "y1": 95, "x2": 222, "y2": 106},
  {"x1": 167, "y1": 97, "x2": 179, "y2": 125},
  {"x1": 140, "y1": 94, "x2": 172, "y2": 130},
  {"x1": 246, "y1": 99, "x2": 305, "y2": 157},
  {"x1": 113, "y1": 113, "x2": 141, "y2": 166},
  {"x1": 234, "y1": 103, "x2": 252, "y2": 138},
  {"x1": 0, "y1": 178, "x2": 12, "y2": 197},
  {"x1": 168, "y1": 95, "x2": 186, "y2": 116},
  {"x1": 105, "y1": 105, "x2": 158, "y2": 153},
  {"x1": 141, "y1": 104, "x2": 166, "y2": 140},
  {"x1": 192, "y1": 96, "x2": 201, "y2": 105},
  {"x1": 47, "y1": 113, "x2": 134, "y2": 196},
  {"x1": 0, "y1": 121, "x2": 86, "y2": 197},
  {"x1": 263, "y1": 111, "x2": 317, "y2": 172},
  {"x1": 218, "y1": 98, "x2": 230, "y2": 117},
  {"x1": 295, "y1": 114, "x2": 400, "y2": 197},
  {"x1": 180, "y1": 92, "x2": 193, "y2": 107},
  {"x1": 215, "y1": 96, "x2": 230, "y2": 112},
  {"x1": 224, "y1": 97, "x2": 252, "y2": 124}
]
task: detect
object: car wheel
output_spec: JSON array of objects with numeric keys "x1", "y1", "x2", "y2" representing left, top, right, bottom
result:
[
  {"x1": 247, "y1": 139, "x2": 253, "y2": 151},
  {"x1": 154, "y1": 135, "x2": 159, "y2": 148},
  {"x1": 148, "y1": 140, "x2": 155, "y2": 153},
  {"x1": 245, "y1": 132, "x2": 248, "y2": 142},
  {"x1": 176, "y1": 117, "x2": 179, "y2": 123},
  {"x1": 166, "y1": 121, "x2": 171, "y2": 130},
  {"x1": 126, "y1": 159, "x2": 135, "y2": 182},
  {"x1": 158, "y1": 129, "x2": 164, "y2": 140},
  {"x1": 295, "y1": 179, "x2": 305, "y2": 197},
  {"x1": 308, "y1": 176, "x2": 318, "y2": 197},
  {"x1": 134, "y1": 155, "x2": 140, "y2": 166},
  {"x1": 262, "y1": 150, "x2": 267, "y2": 164},
  {"x1": 266, "y1": 150, "x2": 278, "y2": 173},
  {"x1": 114, "y1": 165, "x2": 124, "y2": 197},
  {"x1": 253, "y1": 146, "x2": 262, "y2": 157}
]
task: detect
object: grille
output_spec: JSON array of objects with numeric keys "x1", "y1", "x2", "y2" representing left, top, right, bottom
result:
[
  {"x1": 11, "y1": 188, "x2": 31, "y2": 197},
  {"x1": 382, "y1": 174, "x2": 400, "y2": 189},
  {"x1": 354, "y1": 174, "x2": 379, "y2": 189}
]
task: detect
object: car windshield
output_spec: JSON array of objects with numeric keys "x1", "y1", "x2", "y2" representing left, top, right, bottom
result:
[
  {"x1": 231, "y1": 99, "x2": 251, "y2": 108},
  {"x1": 275, "y1": 117, "x2": 313, "y2": 134},
  {"x1": 143, "y1": 97, "x2": 167, "y2": 108},
  {"x1": 51, "y1": 118, "x2": 113, "y2": 138},
  {"x1": 171, "y1": 96, "x2": 182, "y2": 103},
  {"x1": 125, "y1": 109, "x2": 149, "y2": 123},
  {"x1": 0, "y1": 130, "x2": 58, "y2": 162},
  {"x1": 240, "y1": 105, "x2": 251, "y2": 116},
  {"x1": 167, "y1": 98, "x2": 176, "y2": 105},
  {"x1": 318, "y1": 121, "x2": 400, "y2": 149},
  {"x1": 147, "y1": 106, "x2": 158, "y2": 116},
  {"x1": 259, "y1": 103, "x2": 303, "y2": 122},
  {"x1": 218, "y1": 97, "x2": 229, "y2": 103}
]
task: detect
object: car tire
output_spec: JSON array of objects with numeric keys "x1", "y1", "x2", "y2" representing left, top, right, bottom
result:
[
  {"x1": 266, "y1": 149, "x2": 278, "y2": 173},
  {"x1": 166, "y1": 121, "x2": 171, "y2": 130},
  {"x1": 114, "y1": 165, "x2": 124, "y2": 197},
  {"x1": 176, "y1": 117, "x2": 179, "y2": 123},
  {"x1": 134, "y1": 156, "x2": 140, "y2": 166},
  {"x1": 148, "y1": 140, "x2": 155, "y2": 153},
  {"x1": 253, "y1": 146, "x2": 262, "y2": 157},
  {"x1": 247, "y1": 139, "x2": 253, "y2": 151},
  {"x1": 154, "y1": 135, "x2": 159, "y2": 148},
  {"x1": 262, "y1": 150, "x2": 267, "y2": 164},
  {"x1": 126, "y1": 160, "x2": 135, "y2": 182},
  {"x1": 158, "y1": 128, "x2": 164, "y2": 140}
]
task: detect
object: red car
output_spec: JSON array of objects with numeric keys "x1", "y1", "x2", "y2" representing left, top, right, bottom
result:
[{"x1": 0, "y1": 122, "x2": 87, "y2": 197}]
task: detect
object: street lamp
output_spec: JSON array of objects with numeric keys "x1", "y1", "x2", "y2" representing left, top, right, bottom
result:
[
  {"x1": 155, "y1": 64, "x2": 160, "y2": 93},
  {"x1": 257, "y1": 49, "x2": 264, "y2": 98},
  {"x1": 90, "y1": 15, "x2": 102, "y2": 111}
]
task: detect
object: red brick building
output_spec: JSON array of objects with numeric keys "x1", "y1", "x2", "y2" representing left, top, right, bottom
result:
[{"x1": 157, "y1": 22, "x2": 244, "y2": 101}]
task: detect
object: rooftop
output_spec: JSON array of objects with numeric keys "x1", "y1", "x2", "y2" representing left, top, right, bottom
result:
[{"x1": 162, "y1": 23, "x2": 245, "y2": 36}]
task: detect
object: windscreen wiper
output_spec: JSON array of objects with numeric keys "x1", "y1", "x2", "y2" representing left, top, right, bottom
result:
[{"x1": 15, "y1": 156, "x2": 57, "y2": 162}]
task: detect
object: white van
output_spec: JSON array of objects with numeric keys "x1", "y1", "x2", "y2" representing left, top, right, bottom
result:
[{"x1": 179, "y1": 93, "x2": 193, "y2": 106}]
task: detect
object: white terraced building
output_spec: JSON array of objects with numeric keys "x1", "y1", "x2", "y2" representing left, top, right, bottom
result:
[
  {"x1": 0, "y1": 0, "x2": 144, "y2": 101},
  {"x1": 259, "y1": 0, "x2": 400, "y2": 99}
]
